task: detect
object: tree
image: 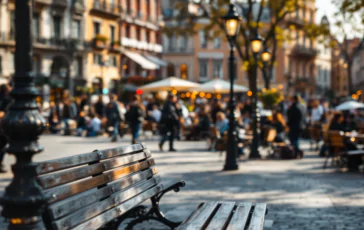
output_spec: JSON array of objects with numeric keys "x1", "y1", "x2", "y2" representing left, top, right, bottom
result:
[{"x1": 163, "y1": 0, "x2": 307, "y2": 89}]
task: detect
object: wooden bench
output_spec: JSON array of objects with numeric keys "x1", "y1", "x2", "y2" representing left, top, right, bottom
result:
[{"x1": 35, "y1": 143, "x2": 267, "y2": 229}]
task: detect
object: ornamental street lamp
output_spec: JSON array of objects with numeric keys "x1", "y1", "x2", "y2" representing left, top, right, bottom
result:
[
  {"x1": 262, "y1": 47, "x2": 272, "y2": 63},
  {"x1": 222, "y1": 4, "x2": 241, "y2": 171},
  {"x1": 0, "y1": 0, "x2": 47, "y2": 229},
  {"x1": 250, "y1": 31, "x2": 263, "y2": 159}
]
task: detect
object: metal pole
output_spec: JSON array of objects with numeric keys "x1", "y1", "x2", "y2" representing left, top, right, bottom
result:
[
  {"x1": 223, "y1": 40, "x2": 238, "y2": 171},
  {"x1": 0, "y1": 0, "x2": 47, "y2": 229},
  {"x1": 250, "y1": 54, "x2": 261, "y2": 159}
]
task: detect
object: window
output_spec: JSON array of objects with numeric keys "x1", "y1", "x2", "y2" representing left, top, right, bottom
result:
[
  {"x1": 0, "y1": 56, "x2": 2, "y2": 74},
  {"x1": 125, "y1": 25, "x2": 130, "y2": 38},
  {"x1": 33, "y1": 13, "x2": 40, "y2": 39},
  {"x1": 94, "y1": 22, "x2": 100, "y2": 36},
  {"x1": 33, "y1": 56, "x2": 40, "y2": 75},
  {"x1": 10, "y1": 11, "x2": 15, "y2": 39},
  {"x1": 199, "y1": 60, "x2": 208, "y2": 79},
  {"x1": 110, "y1": 25, "x2": 115, "y2": 43},
  {"x1": 179, "y1": 36, "x2": 187, "y2": 50},
  {"x1": 75, "y1": 56, "x2": 83, "y2": 77},
  {"x1": 111, "y1": 56, "x2": 117, "y2": 67},
  {"x1": 199, "y1": 30, "x2": 207, "y2": 48},
  {"x1": 213, "y1": 60, "x2": 223, "y2": 78},
  {"x1": 72, "y1": 20, "x2": 81, "y2": 39},
  {"x1": 271, "y1": 67, "x2": 276, "y2": 82},
  {"x1": 324, "y1": 69, "x2": 328, "y2": 83},
  {"x1": 180, "y1": 64, "x2": 188, "y2": 79},
  {"x1": 213, "y1": 37, "x2": 221, "y2": 49},
  {"x1": 146, "y1": 30, "x2": 150, "y2": 42},
  {"x1": 136, "y1": 27, "x2": 141, "y2": 40},
  {"x1": 93, "y1": 54, "x2": 103, "y2": 65},
  {"x1": 53, "y1": 16, "x2": 61, "y2": 38}
]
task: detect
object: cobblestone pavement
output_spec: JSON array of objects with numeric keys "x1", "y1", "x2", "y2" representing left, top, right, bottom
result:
[{"x1": 0, "y1": 135, "x2": 364, "y2": 229}]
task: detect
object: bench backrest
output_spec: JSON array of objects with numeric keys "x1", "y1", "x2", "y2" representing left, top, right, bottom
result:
[{"x1": 36, "y1": 143, "x2": 162, "y2": 230}]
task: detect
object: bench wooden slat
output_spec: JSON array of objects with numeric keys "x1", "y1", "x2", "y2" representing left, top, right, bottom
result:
[
  {"x1": 247, "y1": 203, "x2": 266, "y2": 230},
  {"x1": 37, "y1": 144, "x2": 146, "y2": 174},
  {"x1": 72, "y1": 185, "x2": 163, "y2": 230},
  {"x1": 177, "y1": 201, "x2": 219, "y2": 230},
  {"x1": 38, "y1": 150, "x2": 151, "y2": 189},
  {"x1": 226, "y1": 202, "x2": 252, "y2": 230},
  {"x1": 47, "y1": 168, "x2": 157, "y2": 220},
  {"x1": 52, "y1": 178, "x2": 159, "y2": 230},
  {"x1": 45, "y1": 159, "x2": 155, "y2": 204},
  {"x1": 206, "y1": 202, "x2": 235, "y2": 230}
]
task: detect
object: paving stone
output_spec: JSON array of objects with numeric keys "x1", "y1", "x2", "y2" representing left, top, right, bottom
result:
[{"x1": 0, "y1": 135, "x2": 363, "y2": 229}]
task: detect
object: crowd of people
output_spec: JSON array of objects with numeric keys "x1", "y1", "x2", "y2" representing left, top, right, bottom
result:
[{"x1": 2, "y1": 80, "x2": 364, "y2": 172}]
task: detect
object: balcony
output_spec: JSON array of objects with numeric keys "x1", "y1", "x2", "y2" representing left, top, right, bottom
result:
[
  {"x1": 109, "y1": 41, "x2": 120, "y2": 52},
  {"x1": 34, "y1": 37, "x2": 85, "y2": 50},
  {"x1": 0, "y1": 32, "x2": 15, "y2": 45},
  {"x1": 35, "y1": 0, "x2": 52, "y2": 5},
  {"x1": 52, "y1": 0, "x2": 67, "y2": 8},
  {"x1": 90, "y1": 0, "x2": 121, "y2": 19},
  {"x1": 291, "y1": 45, "x2": 318, "y2": 59},
  {"x1": 71, "y1": 0, "x2": 86, "y2": 15},
  {"x1": 164, "y1": 46, "x2": 194, "y2": 55},
  {"x1": 286, "y1": 17, "x2": 305, "y2": 28}
]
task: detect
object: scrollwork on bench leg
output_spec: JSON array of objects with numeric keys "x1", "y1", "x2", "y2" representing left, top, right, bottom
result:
[
  {"x1": 101, "y1": 205, "x2": 149, "y2": 230},
  {"x1": 125, "y1": 181, "x2": 186, "y2": 229}
]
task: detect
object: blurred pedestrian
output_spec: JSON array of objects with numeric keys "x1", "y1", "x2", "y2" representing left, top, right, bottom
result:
[
  {"x1": 126, "y1": 95, "x2": 145, "y2": 144},
  {"x1": 0, "y1": 84, "x2": 12, "y2": 172},
  {"x1": 159, "y1": 94, "x2": 179, "y2": 152},
  {"x1": 287, "y1": 95, "x2": 306, "y2": 157},
  {"x1": 105, "y1": 94, "x2": 124, "y2": 142}
]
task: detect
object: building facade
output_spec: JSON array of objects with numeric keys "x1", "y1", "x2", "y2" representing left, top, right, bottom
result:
[
  {"x1": 284, "y1": 0, "x2": 317, "y2": 99},
  {"x1": 352, "y1": 44, "x2": 364, "y2": 98},
  {"x1": 314, "y1": 16, "x2": 332, "y2": 98},
  {"x1": 119, "y1": 0, "x2": 165, "y2": 82},
  {"x1": 0, "y1": 0, "x2": 88, "y2": 101},
  {"x1": 0, "y1": 0, "x2": 164, "y2": 100},
  {"x1": 162, "y1": 0, "x2": 315, "y2": 93}
]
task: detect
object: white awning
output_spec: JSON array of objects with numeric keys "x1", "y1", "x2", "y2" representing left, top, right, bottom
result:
[
  {"x1": 123, "y1": 51, "x2": 159, "y2": 70},
  {"x1": 144, "y1": 55, "x2": 168, "y2": 67}
]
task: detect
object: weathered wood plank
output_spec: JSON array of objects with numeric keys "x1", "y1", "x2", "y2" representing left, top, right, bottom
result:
[
  {"x1": 71, "y1": 185, "x2": 163, "y2": 230},
  {"x1": 177, "y1": 201, "x2": 219, "y2": 230},
  {"x1": 38, "y1": 150, "x2": 150, "y2": 189},
  {"x1": 226, "y1": 202, "x2": 252, "y2": 230},
  {"x1": 206, "y1": 202, "x2": 235, "y2": 230},
  {"x1": 45, "y1": 159, "x2": 155, "y2": 204},
  {"x1": 47, "y1": 168, "x2": 157, "y2": 220},
  {"x1": 52, "y1": 178, "x2": 159, "y2": 230},
  {"x1": 37, "y1": 144, "x2": 145, "y2": 174},
  {"x1": 247, "y1": 203, "x2": 266, "y2": 230}
]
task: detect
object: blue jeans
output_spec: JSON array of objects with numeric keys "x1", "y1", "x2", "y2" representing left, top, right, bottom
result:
[
  {"x1": 131, "y1": 122, "x2": 141, "y2": 143},
  {"x1": 112, "y1": 121, "x2": 120, "y2": 139}
]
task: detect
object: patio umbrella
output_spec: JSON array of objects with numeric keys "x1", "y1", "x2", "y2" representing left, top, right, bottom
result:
[
  {"x1": 139, "y1": 77, "x2": 200, "y2": 92},
  {"x1": 335, "y1": 101, "x2": 364, "y2": 111},
  {"x1": 193, "y1": 79, "x2": 249, "y2": 93}
]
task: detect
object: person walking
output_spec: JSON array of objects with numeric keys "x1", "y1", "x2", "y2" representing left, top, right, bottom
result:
[
  {"x1": 287, "y1": 95, "x2": 306, "y2": 157},
  {"x1": 126, "y1": 95, "x2": 145, "y2": 144},
  {"x1": 159, "y1": 94, "x2": 179, "y2": 152},
  {"x1": 105, "y1": 94, "x2": 124, "y2": 142},
  {"x1": 94, "y1": 95, "x2": 105, "y2": 118},
  {"x1": 62, "y1": 97, "x2": 78, "y2": 135}
]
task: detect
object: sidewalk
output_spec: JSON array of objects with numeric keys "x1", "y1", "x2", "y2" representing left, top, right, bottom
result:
[{"x1": 1, "y1": 135, "x2": 364, "y2": 229}]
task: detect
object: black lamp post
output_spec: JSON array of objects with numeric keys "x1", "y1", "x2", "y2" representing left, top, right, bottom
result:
[
  {"x1": 250, "y1": 32, "x2": 263, "y2": 159},
  {"x1": 222, "y1": 4, "x2": 241, "y2": 171},
  {"x1": 262, "y1": 47, "x2": 272, "y2": 88},
  {"x1": 0, "y1": 0, "x2": 47, "y2": 229}
]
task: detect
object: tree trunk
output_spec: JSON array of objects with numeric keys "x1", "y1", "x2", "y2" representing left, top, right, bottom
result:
[{"x1": 347, "y1": 62, "x2": 353, "y2": 94}]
